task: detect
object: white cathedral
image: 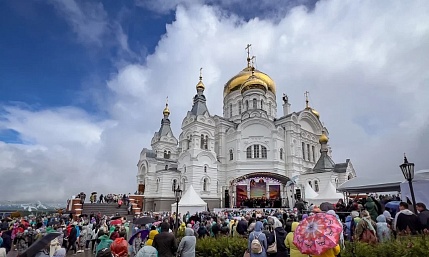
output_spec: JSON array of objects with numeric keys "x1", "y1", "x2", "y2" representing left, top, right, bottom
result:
[{"x1": 137, "y1": 51, "x2": 356, "y2": 211}]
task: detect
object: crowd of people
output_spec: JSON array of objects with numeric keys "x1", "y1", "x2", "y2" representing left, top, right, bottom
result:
[{"x1": 1, "y1": 194, "x2": 429, "y2": 257}]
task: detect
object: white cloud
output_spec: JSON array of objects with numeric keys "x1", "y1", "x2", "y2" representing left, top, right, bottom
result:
[
  {"x1": 1, "y1": 0, "x2": 429, "y2": 201},
  {"x1": 48, "y1": 0, "x2": 108, "y2": 46}
]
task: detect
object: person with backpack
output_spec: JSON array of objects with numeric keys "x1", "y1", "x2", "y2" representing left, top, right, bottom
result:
[
  {"x1": 110, "y1": 231, "x2": 128, "y2": 257},
  {"x1": 247, "y1": 221, "x2": 267, "y2": 257}
]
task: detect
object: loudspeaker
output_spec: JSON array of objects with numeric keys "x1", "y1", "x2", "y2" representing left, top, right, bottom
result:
[
  {"x1": 224, "y1": 190, "x2": 230, "y2": 208},
  {"x1": 295, "y1": 188, "x2": 301, "y2": 200}
]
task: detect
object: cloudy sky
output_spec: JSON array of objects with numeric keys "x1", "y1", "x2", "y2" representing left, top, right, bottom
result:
[{"x1": 1, "y1": 0, "x2": 428, "y2": 202}]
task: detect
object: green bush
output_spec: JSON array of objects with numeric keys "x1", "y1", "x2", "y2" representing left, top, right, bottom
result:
[
  {"x1": 341, "y1": 236, "x2": 429, "y2": 257},
  {"x1": 195, "y1": 236, "x2": 247, "y2": 257},
  {"x1": 194, "y1": 235, "x2": 429, "y2": 257}
]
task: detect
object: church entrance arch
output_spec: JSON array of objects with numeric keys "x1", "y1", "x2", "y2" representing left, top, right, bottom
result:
[{"x1": 229, "y1": 172, "x2": 290, "y2": 208}]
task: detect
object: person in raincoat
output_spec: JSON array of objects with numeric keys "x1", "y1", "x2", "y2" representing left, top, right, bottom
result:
[
  {"x1": 96, "y1": 235, "x2": 113, "y2": 255},
  {"x1": 248, "y1": 221, "x2": 267, "y2": 257},
  {"x1": 376, "y1": 215, "x2": 391, "y2": 242},
  {"x1": 364, "y1": 197, "x2": 379, "y2": 221},
  {"x1": 132, "y1": 232, "x2": 142, "y2": 255},
  {"x1": 144, "y1": 230, "x2": 158, "y2": 246},
  {"x1": 355, "y1": 210, "x2": 377, "y2": 243},
  {"x1": 177, "y1": 228, "x2": 196, "y2": 257},
  {"x1": 285, "y1": 222, "x2": 307, "y2": 257},
  {"x1": 135, "y1": 245, "x2": 157, "y2": 257}
]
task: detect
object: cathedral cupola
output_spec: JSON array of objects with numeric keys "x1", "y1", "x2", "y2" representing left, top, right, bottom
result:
[
  {"x1": 190, "y1": 68, "x2": 209, "y2": 116},
  {"x1": 312, "y1": 129, "x2": 335, "y2": 173},
  {"x1": 319, "y1": 130, "x2": 329, "y2": 145},
  {"x1": 240, "y1": 66, "x2": 268, "y2": 94},
  {"x1": 196, "y1": 68, "x2": 205, "y2": 91},
  {"x1": 163, "y1": 102, "x2": 170, "y2": 117},
  {"x1": 223, "y1": 44, "x2": 276, "y2": 98}
]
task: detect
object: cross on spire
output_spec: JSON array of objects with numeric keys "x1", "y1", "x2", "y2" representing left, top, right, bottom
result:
[
  {"x1": 199, "y1": 67, "x2": 203, "y2": 81},
  {"x1": 304, "y1": 91, "x2": 310, "y2": 108},
  {"x1": 245, "y1": 44, "x2": 252, "y2": 67}
]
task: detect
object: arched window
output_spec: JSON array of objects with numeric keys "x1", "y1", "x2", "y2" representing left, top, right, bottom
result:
[
  {"x1": 312, "y1": 146, "x2": 315, "y2": 162},
  {"x1": 253, "y1": 98, "x2": 257, "y2": 109},
  {"x1": 280, "y1": 148, "x2": 284, "y2": 160},
  {"x1": 183, "y1": 166, "x2": 187, "y2": 173},
  {"x1": 348, "y1": 174, "x2": 353, "y2": 180},
  {"x1": 229, "y1": 149, "x2": 234, "y2": 160},
  {"x1": 163, "y1": 150, "x2": 168, "y2": 159},
  {"x1": 247, "y1": 145, "x2": 268, "y2": 159},
  {"x1": 204, "y1": 135, "x2": 208, "y2": 150},
  {"x1": 204, "y1": 165, "x2": 207, "y2": 173},
  {"x1": 261, "y1": 146, "x2": 267, "y2": 158},
  {"x1": 307, "y1": 144, "x2": 311, "y2": 161},
  {"x1": 181, "y1": 178, "x2": 186, "y2": 191},
  {"x1": 238, "y1": 101, "x2": 242, "y2": 114},
  {"x1": 253, "y1": 144, "x2": 260, "y2": 158},
  {"x1": 172, "y1": 179, "x2": 177, "y2": 191},
  {"x1": 245, "y1": 100, "x2": 249, "y2": 110},
  {"x1": 165, "y1": 165, "x2": 168, "y2": 170},
  {"x1": 246, "y1": 146, "x2": 252, "y2": 159},
  {"x1": 217, "y1": 181, "x2": 219, "y2": 193},
  {"x1": 261, "y1": 100, "x2": 263, "y2": 110},
  {"x1": 335, "y1": 178, "x2": 339, "y2": 187},
  {"x1": 302, "y1": 142, "x2": 306, "y2": 160},
  {"x1": 200, "y1": 134, "x2": 204, "y2": 148},
  {"x1": 203, "y1": 178, "x2": 208, "y2": 191},
  {"x1": 314, "y1": 181, "x2": 319, "y2": 192},
  {"x1": 308, "y1": 181, "x2": 313, "y2": 188},
  {"x1": 229, "y1": 104, "x2": 233, "y2": 118},
  {"x1": 268, "y1": 102, "x2": 272, "y2": 116},
  {"x1": 156, "y1": 178, "x2": 160, "y2": 192}
]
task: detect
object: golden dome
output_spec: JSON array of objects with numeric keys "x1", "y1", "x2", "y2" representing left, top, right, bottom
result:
[
  {"x1": 224, "y1": 67, "x2": 275, "y2": 97},
  {"x1": 241, "y1": 74, "x2": 268, "y2": 94},
  {"x1": 310, "y1": 108, "x2": 320, "y2": 119},
  {"x1": 196, "y1": 80, "x2": 205, "y2": 90},
  {"x1": 163, "y1": 104, "x2": 170, "y2": 116},
  {"x1": 319, "y1": 133, "x2": 328, "y2": 144}
]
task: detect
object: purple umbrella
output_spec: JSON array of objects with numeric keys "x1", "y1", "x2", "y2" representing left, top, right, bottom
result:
[{"x1": 128, "y1": 229, "x2": 150, "y2": 245}]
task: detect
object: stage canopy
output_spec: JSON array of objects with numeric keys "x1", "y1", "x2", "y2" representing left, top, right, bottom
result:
[
  {"x1": 401, "y1": 169, "x2": 429, "y2": 206},
  {"x1": 231, "y1": 172, "x2": 290, "y2": 185},
  {"x1": 337, "y1": 173, "x2": 404, "y2": 193},
  {"x1": 171, "y1": 185, "x2": 207, "y2": 214}
]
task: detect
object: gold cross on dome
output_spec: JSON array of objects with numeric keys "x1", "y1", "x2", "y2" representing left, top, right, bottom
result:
[{"x1": 245, "y1": 44, "x2": 252, "y2": 67}]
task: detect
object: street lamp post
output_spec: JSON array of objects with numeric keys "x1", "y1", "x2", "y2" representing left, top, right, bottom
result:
[
  {"x1": 173, "y1": 184, "x2": 182, "y2": 235},
  {"x1": 399, "y1": 154, "x2": 417, "y2": 213}
]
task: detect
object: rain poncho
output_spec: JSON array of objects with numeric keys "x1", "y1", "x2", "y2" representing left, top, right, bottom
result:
[
  {"x1": 145, "y1": 230, "x2": 158, "y2": 246},
  {"x1": 376, "y1": 215, "x2": 391, "y2": 242},
  {"x1": 96, "y1": 235, "x2": 113, "y2": 254}
]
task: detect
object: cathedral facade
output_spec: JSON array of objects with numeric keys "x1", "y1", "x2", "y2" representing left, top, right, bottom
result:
[{"x1": 137, "y1": 54, "x2": 356, "y2": 211}]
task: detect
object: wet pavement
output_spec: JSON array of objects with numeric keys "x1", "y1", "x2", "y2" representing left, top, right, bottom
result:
[{"x1": 7, "y1": 248, "x2": 96, "y2": 257}]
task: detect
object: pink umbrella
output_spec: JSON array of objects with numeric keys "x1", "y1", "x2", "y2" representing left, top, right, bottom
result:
[
  {"x1": 293, "y1": 213, "x2": 342, "y2": 256},
  {"x1": 152, "y1": 221, "x2": 161, "y2": 226}
]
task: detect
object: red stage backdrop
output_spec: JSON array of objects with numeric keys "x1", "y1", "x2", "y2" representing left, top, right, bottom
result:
[
  {"x1": 269, "y1": 185, "x2": 280, "y2": 199},
  {"x1": 236, "y1": 185, "x2": 247, "y2": 206}
]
